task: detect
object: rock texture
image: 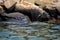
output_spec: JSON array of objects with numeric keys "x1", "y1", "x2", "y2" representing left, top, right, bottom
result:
[
  {"x1": 4, "y1": 0, "x2": 16, "y2": 9},
  {"x1": 15, "y1": 1, "x2": 50, "y2": 21},
  {"x1": 0, "y1": 0, "x2": 60, "y2": 24},
  {"x1": 5, "y1": 12, "x2": 30, "y2": 22},
  {"x1": 0, "y1": 0, "x2": 4, "y2": 6},
  {"x1": 0, "y1": 6, "x2": 31, "y2": 24},
  {"x1": 0, "y1": 0, "x2": 51, "y2": 22}
]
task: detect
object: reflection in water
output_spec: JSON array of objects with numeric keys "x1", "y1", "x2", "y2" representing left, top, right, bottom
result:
[{"x1": 0, "y1": 22, "x2": 60, "y2": 40}]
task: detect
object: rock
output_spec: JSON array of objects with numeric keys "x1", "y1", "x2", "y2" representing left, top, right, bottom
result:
[
  {"x1": 39, "y1": 0, "x2": 60, "y2": 12},
  {"x1": 15, "y1": 1, "x2": 50, "y2": 21},
  {"x1": 24, "y1": 0, "x2": 41, "y2": 5},
  {"x1": 0, "y1": 0, "x2": 4, "y2": 6},
  {"x1": 4, "y1": 12, "x2": 31, "y2": 24},
  {"x1": 3, "y1": 0, "x2": 17, "y2": 13},
  {"x1": 43, "y1": 7, "x2": 60, "y2": 19},
  {"x1": 15, "y1": 1, "x2": 47, "y2": 10},
  {"x1": 3, "y1": 0, "x2": 21, "y2": 13},
  {"x1": 0, "y1": 6, "x2": 7, "y2": 21},
  {"x1": 24, "y1": 0, "x2": 37, "y2": 3},
  {"x1": 0, "y1": 6, "x2": 31, "y2": 23},
  {"x1": 0, "y1": 6, "x2": 4, "y2": 13},
  {"x1": 4, "y1": 0, "x2": 16, "y2": 9},
  {"x1": 15, "y1": 1, "x2": 38, "y2": 10}
]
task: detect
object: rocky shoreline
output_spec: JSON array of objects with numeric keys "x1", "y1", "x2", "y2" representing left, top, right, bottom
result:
[{"x1": 0, "y1": 0, "x2": 60, "y2": 24}]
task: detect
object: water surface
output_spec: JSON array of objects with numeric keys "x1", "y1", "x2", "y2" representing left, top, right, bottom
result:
[{"x1": 0, "y1": 21, "x2": 60, "y2": 40}]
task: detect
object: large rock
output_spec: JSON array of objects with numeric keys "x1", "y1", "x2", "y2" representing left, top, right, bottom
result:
[
  {"x1": 0, "y1": 1, "x2": 51, "y2": 22},
  {"x1": 0, "y1": 6, "x2": 31, "y2": 23},
  {"x1": 15, "y1": 1, "x2": 50, "y2": 21},
  {"x1": 4, "y1": 12, "x2": 31, "y2": 24}
]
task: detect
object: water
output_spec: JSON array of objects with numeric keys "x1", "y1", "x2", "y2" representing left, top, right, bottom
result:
[{"x1": 0, "y1": 21, "x2": 60, "y2": 40}]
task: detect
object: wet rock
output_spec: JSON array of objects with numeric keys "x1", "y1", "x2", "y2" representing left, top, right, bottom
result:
[
  {"x1": 4, "y1": 12, "x2": 31, "y2": 24},
  {"x1": 0, "y1": 6, "x2": 31, "y2": 24}
]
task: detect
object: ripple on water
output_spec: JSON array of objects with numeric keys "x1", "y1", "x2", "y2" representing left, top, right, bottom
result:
[
  {"x1": 48, "y1": 30, "x2": 57, "y2": 33},
  {"x1": 7, "y1": 36, "x2": 25, "y2": 40},
  {"x1": 0, "y1": 22, "x2": 60, "y2": 40},
  {"x1": 52, "y1": 25, "x2": 60, "y2": 29},
  {"x1": 0, "y1": 38, "x2": 7, "y2": 40},
  {"x1": 28, "y1": 37, "x2": 47, "y2": 40},
  {"x1": 0, "y1": 31, "x2": 13, "y2": 37}
]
